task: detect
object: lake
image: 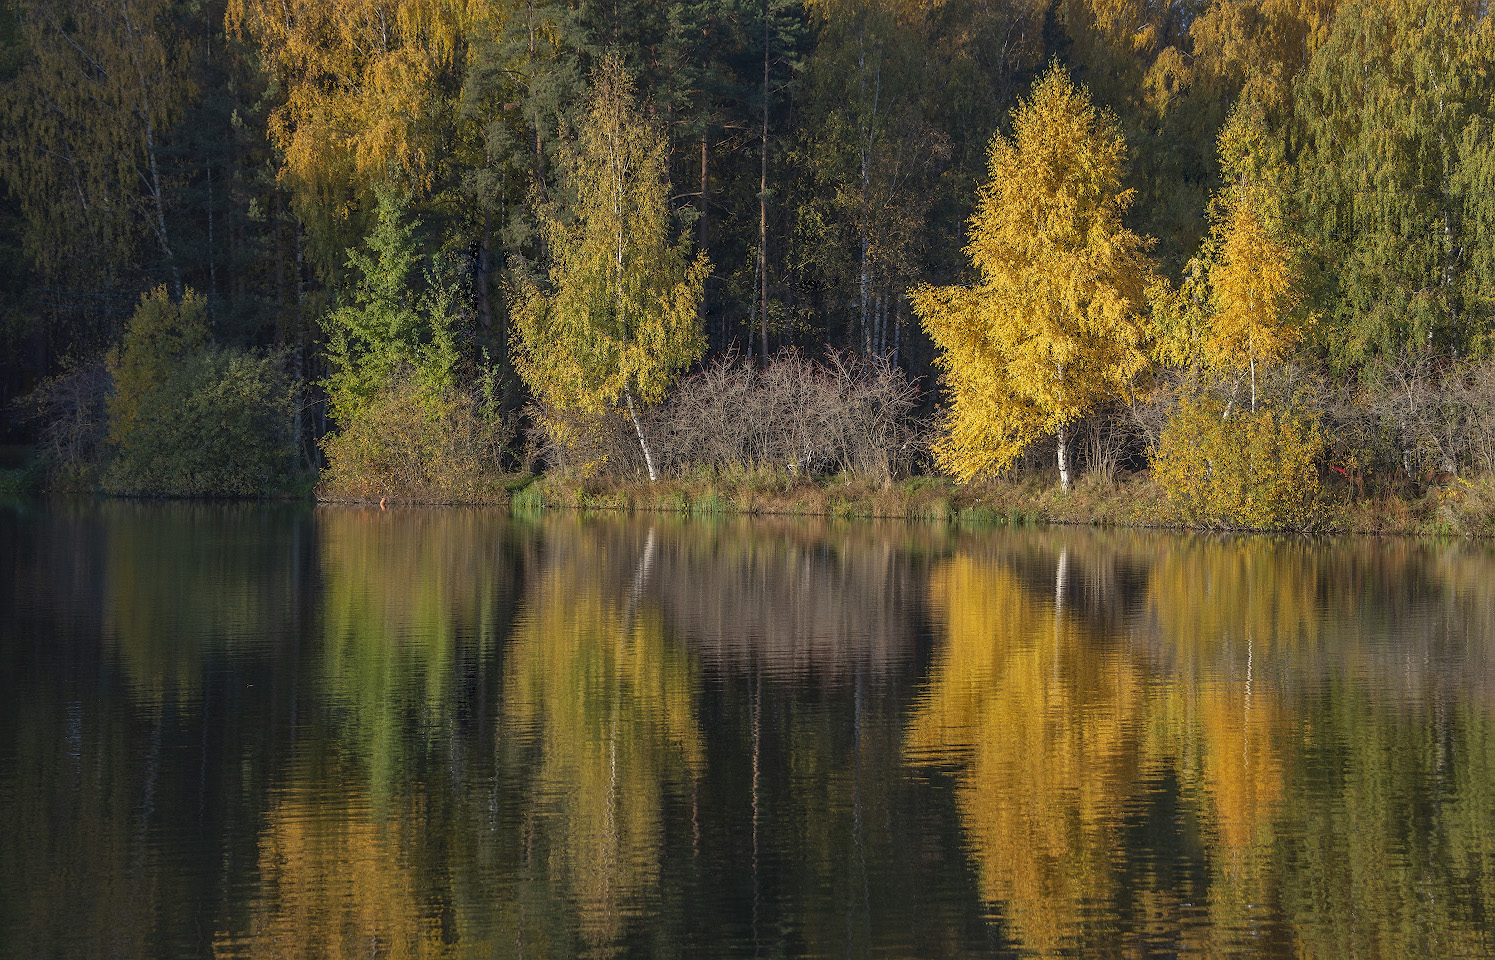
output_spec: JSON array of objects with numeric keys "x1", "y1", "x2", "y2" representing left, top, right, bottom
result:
[{"x1": 2, "y1": 501, "x2": 1494, "y2": 958}]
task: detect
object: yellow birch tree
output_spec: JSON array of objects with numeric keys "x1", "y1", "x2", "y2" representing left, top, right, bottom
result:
[
  {"x1": 511, "y1": 56, "x2": 709, "y2": 482},
  {"x1": 1201, "y1": 103, "x2": 1303, "y2": 411},
  {"x1": 910, "y1": 64, "x2": 1153, "y2": 488}
]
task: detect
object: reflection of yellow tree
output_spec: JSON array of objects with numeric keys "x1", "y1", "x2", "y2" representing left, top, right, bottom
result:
[
  {"x1": 908, "y1": 537, "x2": 1304, "y2": 956},
  {"x1": 213, "y1": 761, "x2": 446, "y2": 960},
  {"x1": 318, "y1": 507, "x2": 511, "y2": 796},
  {"x1": 1142, "y1": 537, "x2": 1299, "y2": 925},
  {"x1": 503, "y1": 537, "x2": 703, "y2": 950},
  {"x1": 910, "y1": 531, "x2": 1495, "y2": 957},
  {"x1": 1144, "y1": 536, "x2": 1321, "y2": 666},
  {"x1": 906, "y1": 553, "x2": 1153, "y2": 956}
]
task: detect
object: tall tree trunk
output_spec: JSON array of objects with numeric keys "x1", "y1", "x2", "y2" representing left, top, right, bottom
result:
[
  {"x1": 206, "y1": 160, "x2": 216, "y2": 321},
  {"x1": 759, "y1": 1, "x2": 770, "y2": 362},
  {"x1": 119, "y1": 1, "x2": 180, "y2": 296},
  {"x1": 477, "y1": 213, "x2": 493, "y2": 330},
  {"x1": 1057, "y1": 422, "x2": 1071, "y2": 491},
  {"x1": 699, "y1": 132, "x2": 711, "y2": 341},
  {"x1": 858, "y1": 28, "x2": 870, "y2": 356},
  {"x1": 891, "y1": 301, "x2": 901, "y2": 367},
  {"x1": 625, "y1": 390, "x2": 658, "y2": 483}
]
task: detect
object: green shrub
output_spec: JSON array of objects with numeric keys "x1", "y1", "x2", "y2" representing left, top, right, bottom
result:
[
  {"x1": 1155, "y1": 391, "x2": 1323, "y2": 529},
  {"x1": 105, "y1": 287, "x2": 298, "y2": 497},
  {"x1": 510, "y1": 480, "x2": 548, "y2": 514}
]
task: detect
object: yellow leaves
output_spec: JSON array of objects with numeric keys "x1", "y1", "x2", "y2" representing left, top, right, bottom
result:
[
  {"x1": 1154, "y1": 391, "x2": 1324, "y2": 529},
  {"x1": 1187, "y1": 0, "x2": 1341, "y2": 112},
  {"x1": 1154, "y1": 101, "x2": 1307, "y2": 377},
  {"x1": 1204, "y1": 199, "x2": 1303, "y2": 373},
  {"x1": 228, "y1": 0, "x2": 472, "y2": 211},
  {"x1": 912, "y1": 64, "x2": 1152, "y2": 482}
]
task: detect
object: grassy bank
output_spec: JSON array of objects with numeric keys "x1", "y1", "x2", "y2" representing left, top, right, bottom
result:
[
  {"x1": 507, "y1": 468, "x2": 1495, "y2": 538},
  {"x1": 512, "y1": 470, "x2": 1175, "y2": 527}
]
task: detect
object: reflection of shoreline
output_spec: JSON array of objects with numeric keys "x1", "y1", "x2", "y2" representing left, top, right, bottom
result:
[{"x1": 940, "y1": 526, "x2": 1495, "y2": 708}]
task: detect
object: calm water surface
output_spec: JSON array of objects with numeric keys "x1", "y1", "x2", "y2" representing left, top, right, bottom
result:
[{"x1": 3, "y1": 501, "x2": 1494, "y2": 958}]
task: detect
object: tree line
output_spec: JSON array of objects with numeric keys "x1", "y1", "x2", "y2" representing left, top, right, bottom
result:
[{"x1": 3, "y1": 0, "x2": 1494, "y2": 519}]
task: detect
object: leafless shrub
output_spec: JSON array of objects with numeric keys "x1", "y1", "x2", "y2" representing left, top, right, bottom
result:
[
  {"x1": 651, "y1": 349, "x2": 924, "y2": 482},
  {"x1": 1359, "y1": 354, "x2": 1472, "y2": 481},
  {"x1": 14, "y1": 358, "x2": 111, "y2": 483},
  {"x1": 531, "y1": 350, "x2": 926, "y2": 482},
  {"x1": 1126, "y1": 373, "x2": 1183, "y2": 456},
  {"x1": 1079, "y1": 404, "x2": 1131, "y2": 482},
  {"x1": 1462, "y1": 362, "x2": 1495, "y2": 477}
]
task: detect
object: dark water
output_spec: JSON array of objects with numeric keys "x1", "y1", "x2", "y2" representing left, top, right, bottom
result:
[{"x1": 3, "y1": 501, "x2": 1495, "y2": 959}]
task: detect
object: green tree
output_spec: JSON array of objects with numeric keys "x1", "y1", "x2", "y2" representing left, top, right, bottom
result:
[
  {"x1": 1297, "y1": 0, "x2": 1495, "y2": 364},
  {"x1": 910, "y1": 64, "x2": 1153, "y2": 489},
  {"x1": 105, "y1": 286, "x2": 297, "y2": 496},
  {"x1": 0, "y1": 0, "x2": 195, "y2": 292},
  {"x1": 321, "y1": 188, "x2": 460, "y2": 431},
  {"x1": 511, "y1": 56, "x2": 709, "y2": 482}
]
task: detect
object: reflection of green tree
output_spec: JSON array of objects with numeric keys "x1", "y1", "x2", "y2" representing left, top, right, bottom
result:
[
  {"x1": 317, "y1": 507, "x2": 513, "y2": 798},
  {"x1": 498, "y1": 529, "x2": 703, "y2": 951},
  {"x1": 1279, "y1": 693, "x2": 1495, "y2": 958},
  {"x1": 101, "y1": 502, "x2": 308, "y2": 704}
]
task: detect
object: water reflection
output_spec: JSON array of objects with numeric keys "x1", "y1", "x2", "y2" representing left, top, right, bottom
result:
[
  {"x1": 501, "y1": 522, "x2": 704, "y2": 949},
  {"x1": 316, "y1": 506, "x2": 519, "y2": 798},
  {"x1": 3, "y1": 505, "x2": 1495, "y2": 958},
  {"x1": 908, "y1": 529, "x2": 1495, "y2": 957}
]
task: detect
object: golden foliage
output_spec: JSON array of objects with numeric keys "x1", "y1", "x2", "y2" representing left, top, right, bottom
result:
[
  {"x1": 1154, "y1": 391, "x2": 1323, "y2": 529},
  {"x1": 1203, "y1": 105, "x2": 1304, "y2": 380},
  {"x1": 910, "y1": 64, "x2": 1153, "y2": 482},
  {"x1": 1189, "y1": 0, "x2": 1342, "y2": 112},
  {"x1": 502, "y1": 526, "x2": 703, "y2": 947},
  {"x1": 225, "y1": 0, "x2": 477, "y2": 214},
  {"x1": 1154, "y1": 103, "x2": 1306, "y2": 382}
]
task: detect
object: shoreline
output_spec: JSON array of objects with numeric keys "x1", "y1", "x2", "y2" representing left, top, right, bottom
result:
[{"x1": 9, "y1": 460, "x2": 1495, "y2": 539}]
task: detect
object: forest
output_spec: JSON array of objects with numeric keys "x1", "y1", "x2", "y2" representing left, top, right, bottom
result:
[{"x1": 2, "y1": 0, "x2": 1494, "y2": 528}]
